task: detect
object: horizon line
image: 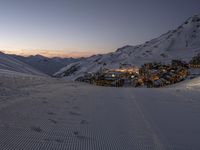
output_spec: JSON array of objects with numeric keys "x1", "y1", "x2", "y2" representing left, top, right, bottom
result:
[{"x1": 0, "y1": 49, "x2": 109, "y2": 59}]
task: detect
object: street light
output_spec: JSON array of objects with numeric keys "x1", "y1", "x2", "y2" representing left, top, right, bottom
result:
[{"x1": 112, "y1": 74, "x2": 115, "y2": 78}]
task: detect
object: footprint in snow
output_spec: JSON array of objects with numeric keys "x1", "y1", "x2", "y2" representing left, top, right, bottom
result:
[
  {"x1": 42, "y1": 101, "x2": 48, "y2": 104},
  {"x1": 47, "y1": 111, "x2": 56, "y2": 115},
  {"x1": 73, "y1": 131, "x2": 90, "y2": 140},
  {"x1": 69, "y1": 111, "x2": 81, "y2": 116},
  {"x1": 44, "y1": 138, "x2": 64, "y2": 143},
  {"x1": 31, "y1": 126, "x2": 43, "y2": 133},
  {"x1": 55, "y1": 139, "x2": 64, "y2": 143},
  {"x1": 72, "y1": 106, "x2": 80, "y2": 110},
  {"x1": 48, "y1": 118, "x2": 58, "y2": 124},
  {"x1": 80, "y1": 120, "x2": 89, "y2": 125},
  {"x1": 44, "y1": 138, "x2": 51, "y2": 142}
]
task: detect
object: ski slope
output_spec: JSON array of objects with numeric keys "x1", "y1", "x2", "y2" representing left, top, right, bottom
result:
[{"x1": 0, "y1": 71, "x2": 200, "y2": 149}]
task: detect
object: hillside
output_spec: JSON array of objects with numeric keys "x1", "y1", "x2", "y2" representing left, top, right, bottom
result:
[
  {"x1": 13, "y1": 55, "x2": 79, "y2": 75},
  {"x1": 176, "y1": 76, "x2": 200, "y2": 89},
  {"x1": 0, "y1": 52, "x2": 46, "y2": 76},
  {"x1": 55, "y1": 15, "x2": 200, "y2": 80}
]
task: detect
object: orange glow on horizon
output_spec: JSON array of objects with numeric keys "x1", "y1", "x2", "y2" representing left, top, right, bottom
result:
[{"x1": 1, "y1": 49, "x2": 100, "y2": 58}]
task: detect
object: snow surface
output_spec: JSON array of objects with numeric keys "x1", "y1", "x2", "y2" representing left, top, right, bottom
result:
[
  {"x1": 0, "y1": 70, "x2": 200, "y2": 149},
  {"x1": 55, "y1": 15, "x2": 200, "y2": 80},
  {"x1": 1, "y1": 14, "x2": 200, "y2": 150},
  {"x1": 12, "y1": 54, "x2": 79, "y2": 75},
  {"x1": 177, "y1": 76, "x2": 200, "y2": 89},
  {"x1": 0, "y1": 52, "x2": 46, "y2": 76},
  {"x1": 0, "y1": 69, "x2": 57, "y2": 89}
]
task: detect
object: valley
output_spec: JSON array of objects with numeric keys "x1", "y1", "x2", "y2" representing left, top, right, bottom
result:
[{"x1": 0, "y1": 14, "x2": 200, "y2": 150}]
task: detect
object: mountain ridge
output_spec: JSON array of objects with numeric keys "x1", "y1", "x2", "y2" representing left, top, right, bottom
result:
[
  {"x1": 54, "y1": 14, "x2": 200, "y2": 80},
  {"x1": 0, "y1": 52, "x2": 46, "y2": 76},
  {"x1": 12, "y1": 54, "x2": 80, "y2": 75}
]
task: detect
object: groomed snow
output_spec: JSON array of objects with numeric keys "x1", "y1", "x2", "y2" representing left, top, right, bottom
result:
[{"x1": 0, "y1": 71, "x2": 200, "y2": 149}]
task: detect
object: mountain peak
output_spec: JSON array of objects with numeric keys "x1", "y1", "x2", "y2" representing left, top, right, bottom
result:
[
  {"x1": 55, "y1": 14, "x2": 200, "y2": 80},
  {"x1": 116, "y1": 45, "x2": 134, "y2": 52},
  {"x1": 182, "y1": 15, "x2": 200, "y2": 26}
]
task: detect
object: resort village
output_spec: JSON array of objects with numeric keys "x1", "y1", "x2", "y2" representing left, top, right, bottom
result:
[{"x1": 76, "y1": 53, "x2": 200, "y2": 88}]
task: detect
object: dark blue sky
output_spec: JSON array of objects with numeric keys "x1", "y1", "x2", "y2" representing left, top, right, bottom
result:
[{"x1": 0, "y1": 0, "x2": 200, "y2": 57}]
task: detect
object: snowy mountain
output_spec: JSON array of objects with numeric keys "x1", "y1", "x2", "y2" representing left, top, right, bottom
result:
[
  {"x1": 55, "y1": 15, "x2": 200, "y2": 80},
  {"x1": 0, "y1": 52, "x2": 46, "y2": 76},
  {"x1": 12, "y1": 54, "x2": 79, "y2": 75}
]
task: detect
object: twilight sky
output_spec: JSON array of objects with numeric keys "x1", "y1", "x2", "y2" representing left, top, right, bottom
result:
[{"x1": 0, "y1": 0, "x2": 200, "y2": 58}]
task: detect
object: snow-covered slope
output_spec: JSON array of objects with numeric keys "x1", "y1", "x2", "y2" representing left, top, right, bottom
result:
[
  {"x1": 1, "y1": 77, "x2": 200, "y2": 149},
  {"x1": 55, "y1": 15, "x2": 200, "y2": 80},
  {"x1": 0, "y1": 52, "x2": 46, "y2": 76},
  {"x1": 177, "y1": 76, "x2": 200, "y2": 89},
  {"x1": 13, "y1": 54, "x2": 79, "y2": 75},
  {"x1": 0, "y1": 69, "x2": 48, "y2": 88}
]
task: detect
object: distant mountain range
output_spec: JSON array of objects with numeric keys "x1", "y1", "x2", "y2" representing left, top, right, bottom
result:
[
  {"x1": 12, "y1": 54, "x2": 80, "y2": 75},
  {"x1": 55, "y1": 15, "x2": 200, "y2": 80},
  {"x1": 1, "y1": 14, "x2": 200, "y2": 79},
  {"x1": 0, "y1": 52, "x2": 81, "y2": 76},
  {"x1": 0, "y1": 52, "x2": 46, "y2": 76}
]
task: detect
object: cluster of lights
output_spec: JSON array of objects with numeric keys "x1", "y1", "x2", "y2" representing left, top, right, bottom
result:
[
  {"x1": 112, "y1": 67, "x2": 139, "y2": 74},
  {"x1": 109, "y1": 67, "x2": 139, "y2": 78}
]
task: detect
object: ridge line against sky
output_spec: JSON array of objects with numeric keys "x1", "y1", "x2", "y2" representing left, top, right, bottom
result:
[
  {"x1": 1, "y1": 49, "x2": 100, "y2": 58},
  {"x1": 0, "y1": 0, "x2": 200, "y2": 58}
]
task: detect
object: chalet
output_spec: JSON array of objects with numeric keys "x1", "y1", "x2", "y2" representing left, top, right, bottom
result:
[
  {"x1": 77, "y1": 60, "x2": 190, "y2": 88},
  {"x1": 76, "y1": 72, "x2": 95, "y2": 83},
  {"x1": 189, "y1": 64, "x2": 200, "y2": 68},
  {"x1": 172, "y1": 60, "x2": 189, "y2": 68},
  {"x1": 189, "y1": 53, "x2": 200, "y2": 68}
]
